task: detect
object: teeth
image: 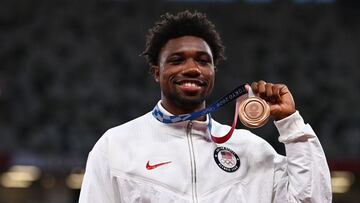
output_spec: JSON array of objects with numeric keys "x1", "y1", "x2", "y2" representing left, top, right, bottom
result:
[{"x1": 182, "y1": 82, "x2": 198, "y2": 87}]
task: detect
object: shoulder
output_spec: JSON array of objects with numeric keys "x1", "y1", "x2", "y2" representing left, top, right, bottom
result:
[
  {"x1": 90, "y1": 112, "x2": 153, "y2": 155},
  {"x1": 107, "y1": 112, "x2": 152, "y2": 134}
]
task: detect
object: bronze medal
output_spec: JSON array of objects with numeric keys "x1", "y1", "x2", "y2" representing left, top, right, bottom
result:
[{"x1": 238, "y1": 97, "x2": 270, "y2": 128}]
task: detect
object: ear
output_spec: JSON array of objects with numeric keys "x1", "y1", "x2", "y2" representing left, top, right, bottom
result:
[{"x1": 150, "y1": 65, "x2": 160, "y2": 82}]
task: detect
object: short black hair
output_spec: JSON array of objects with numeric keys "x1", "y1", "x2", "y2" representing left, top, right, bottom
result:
[{"x1": 142, "y1": 10, "x2": 225, "y2": 67}]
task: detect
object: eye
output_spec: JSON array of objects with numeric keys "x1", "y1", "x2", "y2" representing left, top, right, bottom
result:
[
  {"x1": 198, "y1": 59, "x2": 210, "y2": 65},
  {"x1": 197, "y1": 55, "x2": 212, "y2": 66},
  {"x1": 167, "y1": 56, "x2": 184, "y2": 65}
]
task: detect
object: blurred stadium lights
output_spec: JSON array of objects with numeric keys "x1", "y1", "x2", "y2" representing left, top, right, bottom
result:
[
  {"x1": 0, "y1": 165, "x2": 41, "y2": 188},
  {"x1": 331, "y1": 171, "x2": 355, "y2": 194},
  {"x1": 66, "y1": 169, "x2": 85, "y2": 190}
]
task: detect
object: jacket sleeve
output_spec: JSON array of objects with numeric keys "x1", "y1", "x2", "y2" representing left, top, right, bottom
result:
[
  {"x1": 79, "y1": 136, "x2": 120, "y2": 203},
  {"x1": 272, "y1": 111, "x2": 332, "y2": 203}
]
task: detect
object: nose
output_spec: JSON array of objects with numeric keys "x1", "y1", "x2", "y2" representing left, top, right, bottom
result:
[{"x1": 181, "y1": 58, "x2": 201, "y2": 77}]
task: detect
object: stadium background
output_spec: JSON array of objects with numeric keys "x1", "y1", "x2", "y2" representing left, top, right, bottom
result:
[{"x1": 0, "y1": 0, "x2": 359, "y2": 202}]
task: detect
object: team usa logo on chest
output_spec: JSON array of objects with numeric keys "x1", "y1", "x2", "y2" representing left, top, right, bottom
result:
[{"x1": 213, "y1": 147, "x2": 240, "y2": 173}]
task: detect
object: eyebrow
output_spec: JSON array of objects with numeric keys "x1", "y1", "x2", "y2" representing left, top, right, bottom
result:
[{"x1": 168, "y1": 51, "x2": 212, "y2": 57}]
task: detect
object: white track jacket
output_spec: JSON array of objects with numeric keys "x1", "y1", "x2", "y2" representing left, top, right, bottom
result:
[{"x1": 79, "y1": 102, "x2": 332, "y2": 203}]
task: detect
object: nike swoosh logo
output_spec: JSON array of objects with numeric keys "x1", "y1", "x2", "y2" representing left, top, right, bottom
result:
[{"x1": 146, "y1": 160, "x2": 172, "y2": 170}]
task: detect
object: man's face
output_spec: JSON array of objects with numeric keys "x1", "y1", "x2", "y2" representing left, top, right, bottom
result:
[{"x1": 154, "y1": 36, "x2": 215, "y2": 112}]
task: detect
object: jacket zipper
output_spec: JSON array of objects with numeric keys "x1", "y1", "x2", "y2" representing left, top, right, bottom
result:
[{"x1": 186, "y1": 121, "x2": 198, "y2": 203}]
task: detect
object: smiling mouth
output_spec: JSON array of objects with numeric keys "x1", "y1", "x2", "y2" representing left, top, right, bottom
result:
[
  {"x1": 180, "y1": 82, "x2": 201, "y2": 88},
  {"x1": 174, "y1": 80, "x2": 206, "y2": 94},
  {"x1": 175, "y1": 79, "x2": 206, "y2": 87}
]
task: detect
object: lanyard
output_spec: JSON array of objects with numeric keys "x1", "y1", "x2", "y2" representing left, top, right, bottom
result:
[{"x1": 152, "y1": 84, "x2": 248, "y2": 143}]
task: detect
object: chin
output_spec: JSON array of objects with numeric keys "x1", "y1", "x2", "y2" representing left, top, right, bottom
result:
[{"x1": 173, "y1": 96, "x2": 206, "y2": 109}]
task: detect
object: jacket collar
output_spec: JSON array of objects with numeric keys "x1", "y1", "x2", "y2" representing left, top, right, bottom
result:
[{"x1": 152, "y1": 101, "x2": 211, "y2": 138}]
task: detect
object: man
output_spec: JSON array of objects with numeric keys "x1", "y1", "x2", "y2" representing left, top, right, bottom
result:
[{"x1": 79, "y1": 11, "x2": 332, "y2": 203}]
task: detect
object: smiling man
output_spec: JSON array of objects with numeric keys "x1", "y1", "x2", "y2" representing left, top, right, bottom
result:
[{"x1": 79, "y1": 11, "x2": 332, "y2": 203}]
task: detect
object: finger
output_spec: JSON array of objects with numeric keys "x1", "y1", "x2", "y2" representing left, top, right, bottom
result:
[
  {"x1": 265, "y1": 83, "x2": 273, "y2": 98},
  {"x1": 276, "y1": 84, "x2": 290, "y2": 102},
  {"x1": 257, "y1": 80, "x2": 267, "y2": 98},
  {"x1": 245, "y1": 83, "x2": 251, "y2": 92},
  {"x1": 272, "y1": 84, "x2": 282, "y2": 102},
  {"x1": 251, "y1": 82, "x2": 258, "y2": 95},
  {"x1": 266, "y1": 83, "x2": 278, "y2": 103},
  {"x1": 279, "y1": 84, "x2": 289, "y2": 96}
]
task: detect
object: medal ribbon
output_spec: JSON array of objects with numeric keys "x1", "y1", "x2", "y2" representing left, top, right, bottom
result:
[{"x1": 152, "y1": 84, "x2": 248, "y2": 144}]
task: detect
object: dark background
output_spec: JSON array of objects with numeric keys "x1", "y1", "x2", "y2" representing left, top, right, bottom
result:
[{"x1": 0, "y1": 0, "x2": 359, "y2": 202}]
